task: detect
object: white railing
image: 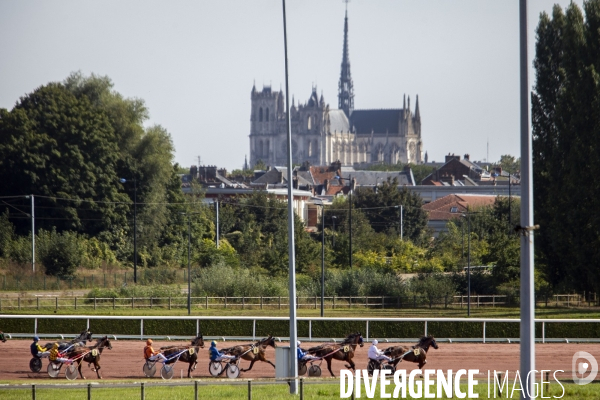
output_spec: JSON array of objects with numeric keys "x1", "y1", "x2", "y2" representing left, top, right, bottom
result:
[{"x1": 1, "y1": 314, "x2": 599, "y2": 344}]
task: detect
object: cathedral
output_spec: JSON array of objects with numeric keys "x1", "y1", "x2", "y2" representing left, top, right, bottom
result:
[{"x1": 248, "y1": 9, "x2": 423, "y2": 168}]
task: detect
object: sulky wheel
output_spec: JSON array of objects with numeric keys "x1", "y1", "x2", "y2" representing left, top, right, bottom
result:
[
  {"x1": 226, "y1": 363, "x2": 240, "y2": 379},
  {"x1": 143, "y1": 361, "x2": 157, "y2": 378},
  {"x1": 209, "y1": 361, "x2": 222, "y2": 377},
  {"x1": 160, "y1": 364, "x2": 174, "y2": 380},
  {"x1": 308, "y1": 365, "x2": 321, "y2": 377},
  {"x1": 65, "y1": 364, "x2": 78, "y2": 380},
  {"x1": 366, "y1": 360, "x2": 376, "y2": 376},
  {"x1": 298, "y1": 362, "x2": 307, "y2": 376},
  {"x1": 29, "y1": 357, "x2": 42, "y2": 373},
  {"x1": 47, "y1": 362, "x2": 62, "y2": 378}
]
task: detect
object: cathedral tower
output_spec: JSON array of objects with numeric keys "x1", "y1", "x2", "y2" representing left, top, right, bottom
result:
[{"x1": 338, "y1": 7, "x2": 354, "y2": 118}]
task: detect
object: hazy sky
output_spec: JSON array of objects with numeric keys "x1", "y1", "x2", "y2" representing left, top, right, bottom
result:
[{"x1": 0, "y1": 0, "x2": 581, "y2": 171}]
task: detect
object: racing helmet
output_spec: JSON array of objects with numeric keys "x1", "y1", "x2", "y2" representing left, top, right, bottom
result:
[
  {"x1": 146, "y1": 339, "x2": 153, "y2": 345},
  {"x1": 211, "y1": 341, "x2": 217, "y2": 346},
  {"x1": 33, "y1": 336, "x2": 39, "y2": 341},
  {"x1": 372, "y1": 339, "x2": 378, "y2": 345},
  {"x1": 297, "y1": 341, "x2": 301, "y2": 346},
  {"x1": 52, "y1": 342, "x2": 59, "y2": 349}
]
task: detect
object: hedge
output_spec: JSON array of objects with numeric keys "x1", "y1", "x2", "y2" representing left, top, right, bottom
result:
[{"x1": 0, "y1": 318, "x2": 598, "y2": 339}]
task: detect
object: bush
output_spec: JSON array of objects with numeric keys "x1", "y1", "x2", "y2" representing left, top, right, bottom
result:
[
  {"x1": 192, "y1": 264, "x2": 288, "y2": 297},
  {"x1": 38, "y1": 230, "x2": 82, "y2": 278},
  {"x1": 85, "y1": 285, "x2": 181, "y2": 304},
  {"x1": 409, "y1": 273, "x2": 457, "y2": 308}
]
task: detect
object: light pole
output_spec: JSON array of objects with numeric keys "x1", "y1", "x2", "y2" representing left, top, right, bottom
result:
[
  {"x1": 319, "y1": 204, "x2": 325, "y2": 317},
  {"x1": 180, "y1": 212, "x2": 199, "y2": 316},
  {"x1": 120, "y1": 178, "x2": 137, "y2": 284},
  {"x1": 214, "y1": 199, "x2": 220, "y2": 248},
  {"x1": 332, "y1": 216, "x2": 337, "y2": 248},
  {"x1": 461, "y1": 212, "x2": 471, "y2": 317},
  {"x1": 395, "y1": 205, "x2": 403, "y2": 240}
]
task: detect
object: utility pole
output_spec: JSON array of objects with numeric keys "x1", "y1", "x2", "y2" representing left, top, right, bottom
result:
[{"x1": 31, "y1": 195, "x2": 35, "y2": 272}]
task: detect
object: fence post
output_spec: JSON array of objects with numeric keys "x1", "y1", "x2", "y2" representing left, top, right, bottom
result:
[
  {"x1": 248, "y1": 380, "x2": 252, "y2": 400},
  {"x1": 37, "y1": 297, "x2": 39, "y2": 310},
  {"x1": 150, "y1": 297, "x2": 153, "y2": 309},
  {"x1": 382, "y1": 296, "x2": 384, "y2": 309},
  {"x1": 87, "y1": 383, "x2": 91, "y2": 400},
  {"x1": 169, "y1": 297, "x2": 171, "y2": 310},
  {"x1": 75, "y1": 297, "x2": 77, "y2": 310},
  {"x1": 113, "y1": 297, "x2": 116, "y2": 310},
  {"x1": 242, "y1": 296, "x2": 245, "y2": 310},
  {"x1": 17, "y1": 296, "x2": 21, "y2": 310},
  {"x1": 483, "y1": 321, "x2": 486, "y2": 343},
  {"x1": 542, "y1": 321, "x2": 545, "y2": 344},
  {"x1": 94, "y1": 297, "x2": 97, "y2": 310},
  {"x1": 261, "y1": 296, "x2": 263, "y2": 310},
  {"x1": 132, "y1": 297, "x2": 134, "y2": 309},
  {"x1": 365, "y1": 296, "x2": 368, "y2": 309},
  {"x1": 225, "y1": 296, "x2": 227, "y2": 309},
  {"x1": 413, "y1": 295, "x2": 416, "y2": 308},
  {"x1": 141, "y1": 382, "x2": 145, "y2": 400},
  {"x1": 397, "y1": 296, "x2": 400, "y2": 309},
  {"x1": 333, "y1": 296, "x2": 335, "y2": 310},
  {"x1": 279, "y1": 296, "x2": 281, "y2": 310},
  {"x1": 492, "y1": 295, "x2": 495, "y2": 308},
  {"x1": 55, "y1": 297, "x2": 58, "y2": 310},
  {"x1": 545, "y1": 371, "x2": 550, "y2": 395},
  {"x1": 195, "y1": 380, "x2": 199, "y2": 400},
  {"x1": 206, "y1": 296, "x2": 208, "y2": 309},
  {"x1": 104, "y1": 274, "x2": 106, "y2": 288},
  {"x1": 315, "y1": 296, "x2": 317, "y2": 309},
  {"x1": 32, "y1": 384, "x2": 36, "y2": 400},
  {"x1": 497, "y1": 372, "x2": 502, "y2": 396},
  {"x1": 300, "y1": 377, "x2": 304, "y2": 400},
  {"x1": 444, "y1": 294, "x2": 448, "y2": 309}
]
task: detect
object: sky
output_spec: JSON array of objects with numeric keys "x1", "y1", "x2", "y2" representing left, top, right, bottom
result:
[{"x1": 0, "y1": 0, "x2": 582, "y2": 171}]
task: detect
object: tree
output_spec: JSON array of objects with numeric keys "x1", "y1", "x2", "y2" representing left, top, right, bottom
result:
[
  {"x1": 494, "y1": 155, "x2": 521, "y2": 174},
  {"x1": 532, "y1": 2, "x2": 600, "y2": 292},
  {"x1": 353, "y1": 177, "x2": 429, "y2": 243}
]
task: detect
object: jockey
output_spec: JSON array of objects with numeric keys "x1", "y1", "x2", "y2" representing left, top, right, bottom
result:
[
  {"x1": 49, "y1": 342, "x2": 71, "y2": 364},
  {"x1": 368, "y1": 339, "x2": 391, "y2": 365},
  {"x1": 209, "y1": 341, "x2": 235, "y2": 362},
  {"x1": 144, "y1": 339, "x2": 167, "y2": 363},
  {"x1": 30, "y1": 336, "x2": 49, "y2": 358},
  {"x1": 296, "y1": 341, "x2": 318, "y2": 361}
]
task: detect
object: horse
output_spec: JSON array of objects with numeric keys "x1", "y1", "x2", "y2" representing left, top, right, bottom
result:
[
  {"x1": 43, "y1": 328, "x2": 93, "y2": 352},
  {"x1": 0, "y1": 331, "x2": 6, "y2": 343},
  {"x1": 307, "y1": 332, "x2": 364, "y2": 377},
  {"x1": 221, "y1": 335, "x2": 277, "y2": 372},
  {"x1": 383, "y1": 335, "x2": 439, "y2": 370},
  {"x1": 67, "y1": 336, "x2": 112, "y2": 379},
  {"x1": 160, "y1": 334, "x2": 205, "y2": 378}
]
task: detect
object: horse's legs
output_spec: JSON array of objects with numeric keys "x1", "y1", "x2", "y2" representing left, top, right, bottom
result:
[
  {"x1": 77, "y1": 361, "x2": 85, "y2": 380},
  {"x1": 188, "y1": 362, "x2": 193, "y2": 378},
  {"x1": 240, "y1": 360, "x2": 255, "y2": 372},
  {"x1": 95, "y1": 360, "x2": 102, "y2": 379},
  {"x1": 344, "y1": 356, "x2": 355, "y2": 371},
  {"x1": 326, "y1": 358, "x2": 335, "y2": 377}
]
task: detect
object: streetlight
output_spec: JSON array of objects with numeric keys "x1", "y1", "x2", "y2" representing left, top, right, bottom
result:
[
  {"x1": 214, "y1": 199, "x2": 220, "y2": 249},
  {"x1": 318, "y1": 203, "x2": 325, "y2": 317},
  {"x1": 180, "y1": 212, "x2": 200, "y2": 316},
  {"x1": 120, "y1": 178, "x2": 137, "y2": 284},
  {"x1": 461, "y1": 212, "x2": 471, "y2": 317},
  {"x1": 332, "y1": 216, "x2": 337, "y2": 248},
  {"x1": 395, "y1": 205, "x2": 403, "y2": 240}
]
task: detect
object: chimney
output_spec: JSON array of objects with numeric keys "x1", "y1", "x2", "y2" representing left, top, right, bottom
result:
[
  {"x1": 278, "y1": 171, "x2": 283, "y2": 183},
  {"x1": 464, "y1": 154, "x2": 470, "y2": 161},
  {"x1": 324, "y1": 179, "x2": 330, "y2": 194}
]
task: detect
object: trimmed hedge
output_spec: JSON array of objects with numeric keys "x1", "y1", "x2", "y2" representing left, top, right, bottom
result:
[{"x1": 1, "y1": 317, "x2": 599, "y2": 339}]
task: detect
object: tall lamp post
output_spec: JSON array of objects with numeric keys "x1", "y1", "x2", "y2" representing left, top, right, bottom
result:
[
  {"x1": 461, "y1": 212, "x2": 471, "y2": 317},
  {"x1": 395, "y1": 205, "x2": 403, "y2": 240},
  {"x1": 180, "y1": 212, "x2": 200, "y2": 316},
  {"x1": 319, "y1": 204, "x2": 325, "y2": 317},
  {"x1": 120, "y1": 178, "x2": 137, "y2": 284},
  {"x1": 214, "y1": 199, "x2": 220, "y2": 248}
]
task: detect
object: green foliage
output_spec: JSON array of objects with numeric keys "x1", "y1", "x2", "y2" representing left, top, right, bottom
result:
[
  {"x1": 85, "y1": 285, "x2": 181, "y2": 303},
  {"x1": 192, "y1": 264, "x2": 288, "y2": 297},
  {"x1": 532, "y1": 2, "x2": 600, "y2": 292},
  {"x1": 409, "y1": 273, "x2": 457, "y2": 308},
  {"x1": 493, "y1": 155, "x2": 521, "y2": 174},
  {"x1": 37, "y1": 229, "x2": 82, "y2": 278}
]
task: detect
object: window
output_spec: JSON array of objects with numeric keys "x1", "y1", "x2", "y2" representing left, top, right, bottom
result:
[
  {"x1": 266, "y1": 108, "x2": 269, "y2": 122},
  {"x1": 259, "y1": 107, "x2": 263, "y2": 122},
  {"x1": 307, "y1": 116, "x2": 312, "y2": 130},
  {"x1": 450, "y1": 207, "x2": 458, "y2": 213}
]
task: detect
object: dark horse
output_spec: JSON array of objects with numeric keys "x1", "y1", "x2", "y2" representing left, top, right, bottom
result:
[
  {"x1": 383, "y1": 335, "x2": 439, "y2": 370},
  {"x1": 160, "y1": 335, "x2": 205, "y2": 378},
  {"x1": 67, "y1": 336, "x2": 112, "y2": 379},
  {"x1": 0, "y1": 331, "x2": 6, "y2": 343},
  {"x1": 221, "y1": 335, "x2": 277, "y2": 372},
  {"x1": 308, "y1": 332, "x2": 364, "y2": 377},
  {"x1": 44, "y1": 328, "x2": 93, "y2": 352}
]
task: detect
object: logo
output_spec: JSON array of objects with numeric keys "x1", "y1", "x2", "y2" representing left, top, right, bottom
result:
[{"x1": 572, "y1": 351, "x2": 598, "y2": 385}]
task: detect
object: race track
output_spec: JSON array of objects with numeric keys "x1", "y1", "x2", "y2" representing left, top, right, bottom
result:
[{"x1": 1, "y1": 339, "x2": 598, "y2": 381}]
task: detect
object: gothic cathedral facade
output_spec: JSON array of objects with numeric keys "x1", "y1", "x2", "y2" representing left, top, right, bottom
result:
[{"x1": 249, "y1": 9, "x2": 423, "y2": 168}]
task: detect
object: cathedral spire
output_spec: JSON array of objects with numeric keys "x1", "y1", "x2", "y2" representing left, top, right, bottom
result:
[
  {"x1": 338, "y1": 3, "x2": 354, "y2": 118},
  {"x1": 415, "y1": 95, "x2": 420, "y2": 119}
]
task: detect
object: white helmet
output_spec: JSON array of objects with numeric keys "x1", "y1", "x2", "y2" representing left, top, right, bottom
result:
[
  {"x1": 372, "y1": 339, "x2": 378, "y2": 345},
  {"x1": 297, "y1": 341, "x2": 301, "y2": 346}
]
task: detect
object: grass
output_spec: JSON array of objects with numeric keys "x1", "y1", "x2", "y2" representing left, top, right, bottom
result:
[
  {"x1": 0, "y1": 306, "x2": 599, "y2": 319},
  {"x1": 0, "y1": 380, "x2": 599, "y2": 399}
]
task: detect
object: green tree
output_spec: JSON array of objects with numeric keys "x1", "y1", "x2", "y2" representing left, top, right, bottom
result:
[{"x1": 532, "y1": 2, "x2": 600, "y2": 292}]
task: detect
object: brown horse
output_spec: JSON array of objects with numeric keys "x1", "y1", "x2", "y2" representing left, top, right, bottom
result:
[
  {"x1": 383, "y1": 335, "x2": 439, "y2": 370},
  {"x1": 307, "y1": 332, "x2": 364, "y2": 377},
  {"x1": 44, "y1": 328, "x2": 93, "y2": 352},
  {"x1": 68, "y1": 336, "x2": 112, "y2": 379},
  {"x1": 221, "y1": 335, "x2": 277, "y2": 372},
  {"x1": 160, "y1": 335, "x2": 205, "y2": 378}
]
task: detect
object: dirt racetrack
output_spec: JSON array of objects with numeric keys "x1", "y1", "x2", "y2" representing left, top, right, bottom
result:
[{"x1": 1, "y1": 339, "x2": 598, "y2": 381}]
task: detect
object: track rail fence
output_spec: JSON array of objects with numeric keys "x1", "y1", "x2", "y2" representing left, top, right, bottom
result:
[
  {"x1": 0, "y1": 293, "x2": 597, "y2": 311},
  {"x1": 1, "y1": 314, "x2": 600, "y2": 344}
]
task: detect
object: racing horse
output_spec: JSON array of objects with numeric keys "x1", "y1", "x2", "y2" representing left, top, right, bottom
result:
[
  {"x1": 67, "y1": 336, "x2": 112, "y2": 379},
  {"x1": 221, "y1": 335, "x2": 277, "y2": 372},
  {"x1": 383, "y1": 335, "x2": 439, "y2": 370},
  {"x1": 160, "y1": 334, "x2": 205, "y2": 378},
  {"x1": 307, "y1": 332, "x2": 364, "y2": 377},
  {"x1": 43, "y1": 328, "x2": 92, "y2": 352},
  {"x1": 0, "y1": 331, "x2": 6, "y2": 343}
]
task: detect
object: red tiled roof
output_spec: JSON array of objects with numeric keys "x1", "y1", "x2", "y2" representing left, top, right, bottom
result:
[{"x1": 422, "y1": 194, "x2": 499, "y2": 221}]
